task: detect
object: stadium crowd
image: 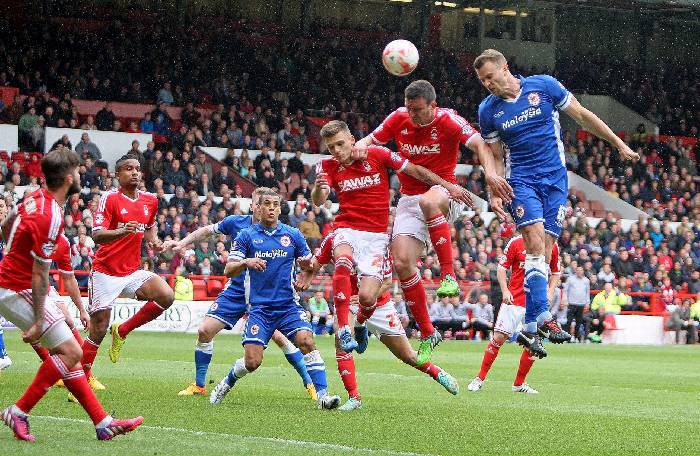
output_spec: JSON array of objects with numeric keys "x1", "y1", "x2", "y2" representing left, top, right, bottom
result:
[{"x1": 0, "y1": 20, "x2": 699, "y2": 344}]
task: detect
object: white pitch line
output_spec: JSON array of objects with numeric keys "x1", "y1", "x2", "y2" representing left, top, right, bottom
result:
[{"x1": 34, "y1": 415, "x2": 435, "y2": 456}]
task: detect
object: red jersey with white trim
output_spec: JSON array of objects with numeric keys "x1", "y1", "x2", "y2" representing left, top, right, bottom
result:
[
  {"x1": 93, "y1": 189, "x2": 158, "y2": 277},
  {"x1": 369, "y1": 107, "x2": 479, "y2": 196},
  {"x1": 0, "y1": 188, "x2": 64, "y2": 292},
  {"x1": 317, "y1": 146, "x2": 407, "y2": 233},
  {"x1": 53, "y1": 234, "x2": 73, "y2": 274},
  {"x1": 498, "y1": 236, "x2": 560, "y2": 307}
]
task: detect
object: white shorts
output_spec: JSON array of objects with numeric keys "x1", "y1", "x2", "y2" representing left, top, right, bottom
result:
[
  {"x1": 333, "y1": 228, "x2": 389, "y2": 282},
  {"x1": 351, "y1": 303, "x2": 405, "y2": 339},
  {"x1": 0, "y1": 287, "x2": 73, "y2": 349},
  {"x1": 494, "y1": 304, "x2": 526, "y2": 336},
  {"x1": 393, "y1": 186, "x2": 464, "y2": 244},
  {"x1": 89, "y1": 270, "x2": 157, "y2": 314}
]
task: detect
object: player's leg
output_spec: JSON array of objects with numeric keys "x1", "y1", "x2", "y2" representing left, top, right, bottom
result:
[
  {"x1": 354, "y1": 276, "x2": 383, "y2": 354},
  {"x1": 179, "y1": 316, "x2": 226, "y2": 396},
  {"x1": 468, "y1": 330, "x2": 508, "y2": 392},
  {"x1": 0, "y1": 320, "x2": 10, "y2": 370},
  {"x1": 418, "y1": 186, "x2": 459, "y2": 297},
  {"x1": 512, "y1": 349, "x2": 538, "y2": 394},
  {"x1": 334, "y1": 310, "x2": 361, "y2": 410},
  {"x1": 82, "y1": 271, "x2": 120, "y2": 375},
  {"x1": 270, "y1": 330, "x2": 315, "y2": 400},
  {"x1": 82, "y1": 308, "x2": 111, "y2": 381},
  {"x1": 110, "y1": 273, "x2": 174, "y2": 362},
  {"x1": 333, "y1": 239, "x2": 357, "y2": 352},
  {"x1": 392, "y1": 234, "x2": 441, "y2": 365}
]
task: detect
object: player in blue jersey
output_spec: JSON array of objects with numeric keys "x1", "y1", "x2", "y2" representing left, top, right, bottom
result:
[
  {"x1": 0, "y1": 198, "x2": 10, "y2": 372},
  {"x1": 210, "y1": 190, "x2": 341, "y2": 410},
  {"x1": 162, "y1": 187, "x2": 315, "y2": 399},
  {"x1": 474, "y1": 49, "x2": 639, "y2": 358}
]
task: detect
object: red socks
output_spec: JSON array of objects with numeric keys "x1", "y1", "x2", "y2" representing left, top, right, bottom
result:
[
  {"x1": 336, "y1": 351, "x2": 359, "y2": 399},
  {"x1": 63, "y1": 367, "x2": 108, "y2": 425},
  {"x1": 427, "y1": 214, "x2": 454, "y2": 279},
  {"x1": 16, "y1": 355, "x2": 64, "y2": 413},
  {"x1": 31, "y1": 342, "x2": 50, "y2": 361},
  {"x1": 514, "y1": 348, "x2": 536, "y2": 387},
  {"x1": 478, "y1": 339, "x2": 502, "y2": 381},
  {"x1": 400, "y1": 273, "x2": 434, "y2": 337},
  {"x1": 333, "y1": 256, "x2": 353, "y2": 328},
  {"x1": 81, "y1": 338, "x2": 99, "y2": 379},
  {"x1": 356, "y1": 304, "x2": 377, "y2": 325},
  {"x1": 118, "y1": 301, "x2": 165, "y2": 338},
  {"x1": 72, "y1": 327, "x2": 84, "y2": 346},
  {"x1": 416, "y1": 361, "x2": 441, "y2": 380}
]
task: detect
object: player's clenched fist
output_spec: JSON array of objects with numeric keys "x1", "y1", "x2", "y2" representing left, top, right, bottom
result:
[
  {"x1": 245, "y1": 257, "x2": 267, "y2": 272},
  {"x1": 121, "y1": 220, "x2": 139, "y2": 233},
  {"x1": 315, "y1": 172, "x2": 330, "y2": 192}
]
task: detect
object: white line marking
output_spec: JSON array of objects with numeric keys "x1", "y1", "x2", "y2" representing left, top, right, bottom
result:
[{"x1": 33, "y1": 415, "x2": 434, "y2": 456}]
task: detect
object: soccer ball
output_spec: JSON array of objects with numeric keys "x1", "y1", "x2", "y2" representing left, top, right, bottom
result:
[{"x1": 382, "y1": 40, "x2": 419, "y2": 77}]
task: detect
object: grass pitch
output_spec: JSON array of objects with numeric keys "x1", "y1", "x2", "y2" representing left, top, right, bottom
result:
[{"x1": 0, "y1": 331, "x2": 698, "y2": 455}]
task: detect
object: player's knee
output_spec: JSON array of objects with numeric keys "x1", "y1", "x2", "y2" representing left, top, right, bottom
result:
[
  {"x1": 392, "y1": 254, "x2": 412, "y2": 276},
  {"x1": 157, "y1": 287, "x2": 175, "y2": 308},
  {"x1": 296, "y1": 333, "x2": 316, "y2": 354},
  {"x1": 197, "y1": 326, "x2": 216, "y2": 343},
  {"x1": 244, "y1": 357, "x2": 261, "y2": 372},
  {"x1": 401, "y1": 350, "x2": 418, "y2": 366},
  {"x1": 418, "y1": 192, "x2": 442, "y2": 216},
  {"x1": 492, "y1": 332, "x2": 507, "y2": 345},
  {"x1": 358, "y1": 290, "x2": 376, "y2": 308}
]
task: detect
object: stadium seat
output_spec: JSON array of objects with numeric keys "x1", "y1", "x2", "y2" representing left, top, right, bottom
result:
[
  {"x1": 207, "y1": 279, "x2": 224, "y2": 297},
  {"x1": 604, "y1": 314, "x2": 620, "y2": 331},
  {"x1": 192, "y1": 279, "x2": 208, "y2": 300}
]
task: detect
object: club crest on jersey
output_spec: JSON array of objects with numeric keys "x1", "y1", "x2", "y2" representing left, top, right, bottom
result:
[
  {"x1": 362, "y1": 161, "x2": 372, "y2": 172},
  {"x1": 280, "y1": 235, "x2": 291, "y2": 247},
  {"x1": 95, "y1": 214, "x2": 104, "y2": 225},
  {"x1": 430, "y1": 127, "x2": 438, "y2": 140},
  {"x1": 400, "y1": 128, "x2": 408, "y2": 135},
  {"x1": 515, "y1": 205, "x2": 525, "y2": 219},
  {"x1": 250, "y1": 324, "x2": 259, "y2": 335},
  {"x1": 143, "y1": 205, "x2": 149, "y2": 216},
  {"x1": 41, "y1": 241, "x2": 55, "y2": 257},
  {"x1": 528, "y1": 92, "x2": 541, "y2": 106}
]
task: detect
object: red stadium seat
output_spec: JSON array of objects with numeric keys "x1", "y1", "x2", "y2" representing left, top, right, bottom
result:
[
  {"x1": 207, "y1": 279, "x2": 224, "y2": 297},
  {"x1": 192, "y1": 279, "x2": 208, "y2": 300}
]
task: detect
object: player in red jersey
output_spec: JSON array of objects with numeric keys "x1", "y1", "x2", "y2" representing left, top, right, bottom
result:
[
  {"x1": 0, "y1": 148, "x2": 142, "y2": 442},
  {"x1": 81, "y1": 155, "x2": 174, "y2": 376},
  {"x1": 355, "y1": 80, "x2": 511, "y2": 365},
  {"x1": 311, "y1": 120, "x2": 471, "y2": 353},
  {"x1": 467, "y1": 233, "x2": 560, "y2": 394},
  {"x1": 297, "y1": 231, "x2": 459, "y2": 411}
]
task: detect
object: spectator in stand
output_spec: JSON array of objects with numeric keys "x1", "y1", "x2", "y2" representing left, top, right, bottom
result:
[
  {"x1": 164, "y1": 159, "x2": 188, "y2": 193},
  {"x1": 288, "y1": 150, "x2": 305, "y2": 175},
  {"x1": 689, "y1": 270, "x2": 700, "y2": 295},
  {"x1": 157, "y1": 81, "x2": 174, "y2": 105},
  {"x1": 42, "y1": 105, "x2": 59, "y2": 127},
  {"x1": 50, "y1": 134, "x2": 72, "y2": 151},
  {"x1": 75, "y1": 132, "x2": 102, "y2": 161},
  {"x1": 430, "y1": 296, "x2": 457, "y2": 331},
  {"x1": 27, "y1": 116, "x2": 45, "y2": 151},
  {"x1": 290, "y1": 179, "x2": 312, "y2": 202},
  {"x1": 173, "y1": 267, "x2": 194, "y2": 301},
  {"x1": 298, "y1": 211, "x2": 322, "y2": 249},
  {"x1": 665, "y1": 298, "x2": 698, "y2": 344},
  {"x1": 288, "y1": 204, "x2": 304, "y2": 228},
  {"x1": 212, "y1": 166, "x2": 235, "y2": 194},
  {"x1": 308, "y1": 291, "x2": 333, "y2": 335},
  {"x1": 181, "y1": 101, "x2": 201, "y2": 128},
  {"x1": 152, "y1": 101, "x2": 172, "y2": 135},
  {"x1": 563, "y1": 266, "x2": 590, "y2": 341},
  {"x1": 95, "y1": 102, "x2": 116, "y2": 130},
  {"x1": 392, "y1": 292, "x2": 410, "y2": 331},
  {"x1": 6, "y1": 161, "x2": 28, "y2": 186},
  {"x1": 140, "y1": 111, "x2": 155, "y2": 134},
  {"x1": 463, "y1": 293, "x2": 495, "y2": 341}
]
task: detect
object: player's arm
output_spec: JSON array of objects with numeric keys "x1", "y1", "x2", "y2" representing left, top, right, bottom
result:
[
  {"x1": 402, "y1": 162, "x2": 473, "y2": 207},
  {"x1": 224, "y1": 231, "x2": 265, "y2": 277},
  {"x1": 91, "y1": 221, "x2": 138, "y2": 244},
  {"x1": 484, "y1": 142, "x2": 510, "y2": 221},
  {"x1": 143, "y1": 224, "x2": 163, "y2": 251},
  {"x1": 163, "y1": 224, "x2": 215, "y2": 252},
  {"x1": 497, "y1": 265, "x2": 513, "y2": 305},
  {"x1": 61, "y1": 271, "x2": 90, "y2": 330},
  {"x1": 311, "y1": 164, "x2": 330, "y2": 207},
  {"x1": 295, "y1": 256, "x2": 322, "y2": 291},
  {"x1": 468, "y1": 135, "x2": 512, "y2": 202},
  {"x1": 25, "y1": 257, "x2": 50, "y2": 342},
  {"x1": 562, "y1": 96, "x2": 639, "y2": 161}
]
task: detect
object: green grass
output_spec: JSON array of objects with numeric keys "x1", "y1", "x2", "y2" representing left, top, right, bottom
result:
[{"x1": 0, "y1": 331, "x2": 699, "y2": 455}]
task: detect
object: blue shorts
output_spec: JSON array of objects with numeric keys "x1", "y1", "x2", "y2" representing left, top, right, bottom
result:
[
  {"x1": 242, "y1": 304, "x2": 312, "y2": 347},
  {"x1": 508, "y1": 167, "x2": 568, "y2": 238},
  {"x1": 205, "y1": 293, "x2": 247, "y2": 330}
]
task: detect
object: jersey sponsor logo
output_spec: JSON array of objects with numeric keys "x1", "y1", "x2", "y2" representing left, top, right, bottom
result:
[
  {"x1": 527, "y1": 92, "x2": 541, "y2": 106},
  {"x1": 338, "y1": 173, "x2": 382, "y2": 192},
  {"x1": 254, "y1": 249, "x2": 288, "y2": 259},
  {"x1": 400, "y1": 143, "x2": 440, "y2": 155},
  {"x1": 116, "y1": 221, "x2": 146, "y2": 232},
  {"x1": 280, "y1": 235, "x2": 291, "y2": 247},
  {"x1": 501, "y1": 107, "x2": 542, "y2": 130}
]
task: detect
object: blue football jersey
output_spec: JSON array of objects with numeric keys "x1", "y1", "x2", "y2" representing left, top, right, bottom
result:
[
  {"x1": 478, "y1": 75, "x2": 571, "y2": 179},
  {"x1": 230, "y1": 222, "x2": 311, "y2": 308},
  {"x1": 212, "y1": 215, "x2": 253, "y2": 297}
]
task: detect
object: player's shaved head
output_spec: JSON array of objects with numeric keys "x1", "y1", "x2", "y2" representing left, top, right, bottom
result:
[
  {"x1": 320, "y1": 120, "x2": 351, "y2": 139},
  {"x1": 405, "y1": 80, "x2": 436, "y2": 104},
  {"x1": 42, "y1": 147, "x2": 80, "y2": 191},
  {"x1": 257, "y1": 189, "x2": 281, "y2": 204},
  {"x1": 115, "y1": 154, "x2": 141, "y2": 172},
  {"x1": 473, "y1": 49, "x2": 507, "y2": 70}
]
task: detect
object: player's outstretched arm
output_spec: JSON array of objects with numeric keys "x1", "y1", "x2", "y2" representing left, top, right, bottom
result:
[
  {"x1": 62, "y1": 272, "x2": 90, "y2": 330},
  {"x1": 403, "y1": 162, "x2": 474, "y2": 207},
  {"x1": 548, "y1": 272, "x2": 561, "y2": 305},
  {"x1": 163, "y1": 225, "x2": 215, "y2": 252},
  {"x1": 485, "y1": 142, "x2": 511, "y2": 221},
  {"x1": 563, "y1": 96, "x2": 640, "y2": 162},
  {"x1": 469, "y1": 135, "x2": 512, "y2": 202}
]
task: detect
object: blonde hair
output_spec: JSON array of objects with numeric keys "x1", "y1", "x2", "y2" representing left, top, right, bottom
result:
[
  {"x1": 320, "y1": 120, "x2": 350, "y2": 139},
  {"x1": 473, "y1": 49, "x2": 507, "y2": 70}
]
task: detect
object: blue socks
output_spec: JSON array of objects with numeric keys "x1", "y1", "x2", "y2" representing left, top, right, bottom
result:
[
  {"x1": 524, "y1": 254, "x2": 549, "y2": 333},
  {"x1": 194, "y1": 341, "x2": 214, "y2": 387},
  {"x1": 303, "y1": 350, "x2": 328, "y2": 394},
  {"x1": 0, "y1": 327, "x2": 6, "y2": 358},
  {"x1": 284, "y1": 348, "x2": 313, "y2": 387}
]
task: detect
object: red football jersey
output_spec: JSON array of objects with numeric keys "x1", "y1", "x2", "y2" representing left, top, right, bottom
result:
[
  {"x1": 498, "y1": 236, "x2": 561, "y2": 307},
  {"x1": 53, "y1": 234, "x2": 73, "y2": 274},
  {"x1": 317, "y1": 146, "x2": 407, "y2": 233},
  {"x1": 0, "y1": 189, "x2": 64, "y2": 292},
  {"x1": 369, "y1": 107, "x2": 479, "y2": 196},
  {"x1": 93, "y1": 189, "x2": 158, "y2": 277}
]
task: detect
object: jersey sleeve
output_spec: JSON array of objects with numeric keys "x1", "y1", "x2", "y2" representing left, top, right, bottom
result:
[
  {"x1": 446, "y1": 110, "x2": 481, "y2": 148},
  {"x1": 230, "y1": 230, "x2": 251, "y2": 262},
  {"x1": 541, "y1": 75, "x2": 572, "y2": 111},
  {"x1": 315, "y1": 233, "x2": 335, "y2": 266},
  {"x1": 498, "y1": 238, "x2": 516, "y2": 270},
  {"x1": 550, "y1": 244, "x2": 561, "y2": 274},
  {"x1": 477, "y1": 101, "x2": 499, "y2": 144},
  {"x1": 213, "y1": 216, "x2": 235, "y2": 236},
  {"x1": 55, "y1": 236, "x2": 74, "y2": 274},
  {"x1": 369, "y1": 109, "x2": 400, "y2": 144},
  {"x1": 146, "y1": 198, "x2": 158, "y2": 228},
  {"x1": 29, "y1": 214, "x2": 60, "y2": 264},
  {"x1": 292, "y1": 228, "x2": 312, "y2": 260},
  {"x1": 372, "y1": 146, "x2": 408, "y2": 173},
  {"x1": 93, "y1": 193, "x2": 114, "y2": 232}
]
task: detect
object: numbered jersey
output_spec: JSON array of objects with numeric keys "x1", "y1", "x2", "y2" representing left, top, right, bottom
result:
[
  {"x1": 92, "y1": 189, "x2": 158, "y2": 277},
  {"x1": 0, "y1": 188, "x2": 64, "y2": 292},
  {"x1": 498, "y1": 235, "x2": 560, "y2": 307}
]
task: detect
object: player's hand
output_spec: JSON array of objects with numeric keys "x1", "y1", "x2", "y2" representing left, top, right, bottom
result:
[
  {"x1": 485, "y1": 173, "x2": 513, "y2": 203},
  {"x1": 315, "y1": 172, "x2": 330, "y2": 192},
  {"x1": 245, "y1": 257, "x2": 267, "y2": 272},
  {"x1": 502, "y1": 290, "x2": 514, "y2": 305},
  {"x1": 618, "y1": 143, "x2": 640, "y2": 161},
  {"x1": 297, "y1": 256, "x2": 312, "y2": 271},
  {"x1": 149, "y1": 238, "x2": 164, "y2": 252},
  {"x1": 79, "y1": 310, "x2": 91, "y2": 331},
  {"x1": 445, "y1": 184, "x2": 474, "y2": 208},
  {"x1": 22, "y1": 322, "x2": 43, "y2": 344},
  {"x1": 350, "y1": 144, "x2": 369, "y2": 161},
  {"x1": 294, "y1": 270, "x2": 313, "y2": 291},
  {"x1": 161, "y1": 240, "x2": 180, "y2": 252},
  {"x1": 489, "y1": 196, "x2": 509, "y2": 222},
  {"x1": 121, "y1": 221, "x2": 139, "y2": 234}
]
